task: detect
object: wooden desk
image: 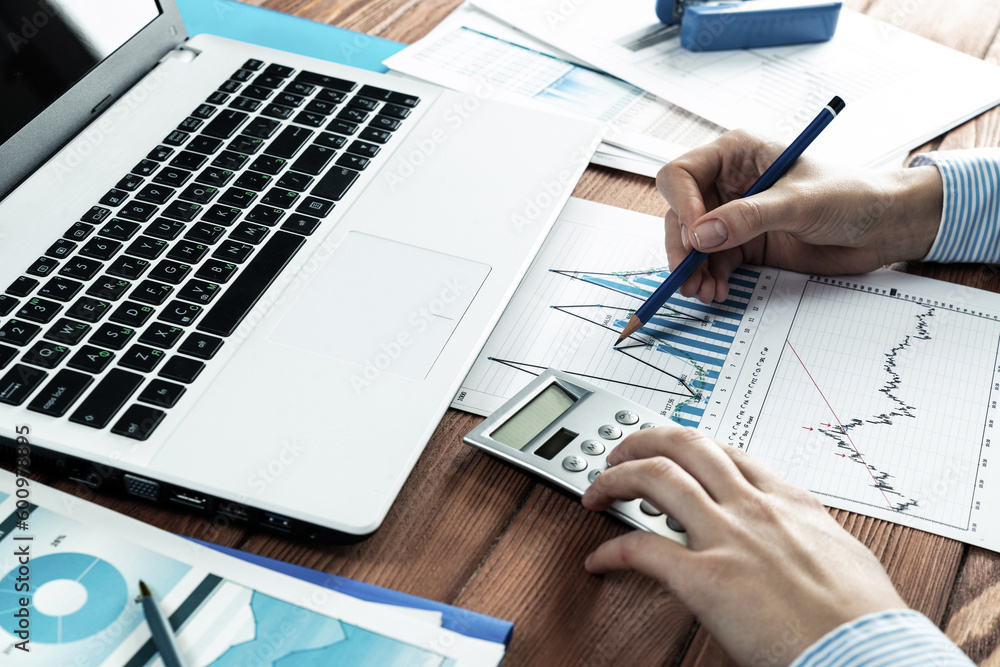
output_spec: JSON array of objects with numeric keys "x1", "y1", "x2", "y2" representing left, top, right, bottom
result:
[{"x1": 20, "y1": 0, "x2": 1000, "y2": 664}]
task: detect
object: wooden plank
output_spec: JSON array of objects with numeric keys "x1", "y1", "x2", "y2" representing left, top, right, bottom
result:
[
  {"x1": 865, "y1": 0, "x2": 1000, "y2": 57},
  {"x1": 942, "y1": 547, "x2": 1000, "y2": 665},
  {"x1": 454, "y1": 485, "x2": 697, "y2": 665},
  {"x1": 238, "y1": 409, "x2": 538, "y2": 603},
  {"x1": 263, "y1": 0, "x2": 463, "y2": 45}
]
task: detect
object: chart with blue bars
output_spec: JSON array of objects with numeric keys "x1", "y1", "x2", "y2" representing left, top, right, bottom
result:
[{"x1": 488, "y1": 265, "x2": 761, "y2": 427}]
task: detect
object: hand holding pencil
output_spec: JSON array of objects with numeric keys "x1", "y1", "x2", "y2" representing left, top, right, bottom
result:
[{"x1": 637, "y1": 101, "x2": 944, "y2": 324}]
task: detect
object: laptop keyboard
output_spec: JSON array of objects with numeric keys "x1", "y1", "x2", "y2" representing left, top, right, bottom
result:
[{"x1": 0, "y1": 59, "x2": 419, "y2": 441}]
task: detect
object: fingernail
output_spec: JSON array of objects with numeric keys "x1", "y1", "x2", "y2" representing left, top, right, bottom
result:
[
  {"x1": 693, "y1": 219, "x2": 728, "y2": 249},
  {"x1": 584, "y1": 553, "x2": 594, "y2": 569},
  {"x1": 679, "y1": 224, "x2": 690, "y2": 250}
]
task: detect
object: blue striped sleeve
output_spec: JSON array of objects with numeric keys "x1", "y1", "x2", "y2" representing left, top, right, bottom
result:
[
  {"x1": 909, "y1": 149, "x2": 1000, "y2": 263},
  {"x1": 789, "y1": 609, "x2": 973, "y2": 667}
]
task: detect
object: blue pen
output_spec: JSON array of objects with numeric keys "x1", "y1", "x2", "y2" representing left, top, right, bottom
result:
[{"x1": 615, "y1": 95, "x2": 846, "y2": 345}]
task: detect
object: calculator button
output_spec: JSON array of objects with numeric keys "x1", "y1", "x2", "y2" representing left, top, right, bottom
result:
[
  {"x1": 640, "y1": 500, "x2": 662, "y2": 517},
  {"x1": 587, "y1": 469, "x2": 602, "y2": 483},
  {"x1": 615, "y1": 410, "x2": 639, "y2": 425},
  {"x1": 666, "y1": 516, "x2": 686, "y2": 533},
  {"x1": 562, "y1": 455, "x2": 587, "y2": 472},
  {"x1": 640, "y1": 422, "x2": 660, "y2": 430},
  {"x1": 597, "y1": 424, "x2": 622, "y2": 440},
  {"x1": 580, "y1": 439, "x2": 605, "y2": 456}
]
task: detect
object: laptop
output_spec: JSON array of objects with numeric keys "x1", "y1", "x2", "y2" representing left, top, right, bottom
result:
[{"x1": 0, "y1": 0, "x2": 602, "y2": 540}]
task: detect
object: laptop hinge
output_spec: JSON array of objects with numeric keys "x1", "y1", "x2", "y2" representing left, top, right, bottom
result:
[{"x1": 159, "y1": 45, "x2": 201, "y2": 65}]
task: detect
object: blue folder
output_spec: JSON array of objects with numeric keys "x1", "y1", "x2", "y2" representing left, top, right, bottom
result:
[
  {"x1": 175, "y1": 0, "x2": 404, "y2": 72},
  {"x1": 175, "y1": 0, "x2": 512, "y2": 648},
  {"x1": 191, "y1": 539, "x2": 513, "y2": 647}
]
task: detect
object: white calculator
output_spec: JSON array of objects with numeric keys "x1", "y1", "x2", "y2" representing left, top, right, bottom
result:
[{"x1": 464, "y1": 369, "x2": 688, "y2": 545}]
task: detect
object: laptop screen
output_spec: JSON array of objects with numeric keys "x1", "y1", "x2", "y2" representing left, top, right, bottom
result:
[{"x1": 0, "y1": 0, "x2": 162, "y2": 146}]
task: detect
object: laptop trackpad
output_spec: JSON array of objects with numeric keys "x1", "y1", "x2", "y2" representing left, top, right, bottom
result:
[{"x1": 268, "y1": 232, "x2": 491, "y2": 380}]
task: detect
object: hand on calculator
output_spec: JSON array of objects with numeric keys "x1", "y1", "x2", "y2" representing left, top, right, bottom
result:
[{"x1": 581, "y1": 424, "x2": 907, "y2": 667}]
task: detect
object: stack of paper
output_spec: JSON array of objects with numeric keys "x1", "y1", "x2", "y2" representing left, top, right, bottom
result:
[
  {"x1": 385, "y1": 1, "x2": 1000, "y2": 174},
  {"x1": 0, "y1": 470, "x2": 509, "y2": 665}
]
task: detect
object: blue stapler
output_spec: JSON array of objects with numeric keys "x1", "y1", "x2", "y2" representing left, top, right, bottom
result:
[{"x1": 656, "y1": 0, "x2": 842, "y2": 51}]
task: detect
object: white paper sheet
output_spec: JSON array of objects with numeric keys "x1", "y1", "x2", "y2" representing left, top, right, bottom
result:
[
  {"x1": 470, "y1": 0, "x2": 1000, "y2": 167},
  {"x1": 383, "y1": 4, "x2": 724, "y2": 170},
  {"x1": 0, "y1": 470, "x2": 505, "y2": 665},
  {"x1": 455, "y1": 198, "x2": 1000, "y2": 551}
]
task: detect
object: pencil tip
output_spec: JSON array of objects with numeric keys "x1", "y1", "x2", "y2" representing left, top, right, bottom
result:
[{"x1": 139, "y1": 580, "x2": 151, "y2": 597}]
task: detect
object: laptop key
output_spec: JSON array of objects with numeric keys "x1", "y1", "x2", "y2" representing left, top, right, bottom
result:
[
  {"x1": 179, "y1": 117, "x2": 202, "y2": 133},
  {"x1": 276, "y1": 171, "x2": 313, "y2": 192},
  {"x1": 202, "y1": 205, "x2": 242, "y2": 226},
  {"x1": 212, "y1": 241, "x2": 254, "y2": 264},
  {"x1": 305, "y1": 99, "x2": 338, "y2": 115},
  {"x1": 22, "y1": 341, "x2": 70, "y2": 369},
  {"x1": 228, "y1": 135, "x2": 264, "y2": 154},
  {"x1": 232, "y1": 69, "x2": 255, "y2": 82},
  {"x1": 196, "y1": 260, "x2": 238, "y2": 284},
  {"x1": 132, "y1": 159, "x2": 160, "y2": 177},
  {"x1": 337, "y1": 107, "x2": 368, "y2": 124},
  {"x1": 117, "y1": 201, "x2": 158, "y2": 222},
  {"x1": 336, "y1": 154, "x2": 369, "y2": 171},
  {"x1": 27, "y1": 369, "x2": 93, "y2": 417},
  {"x1": 371, "y1": 115, "x2": 402, "y2": 131},
  {"x1": 178, "y1": 280, "x2": 220, "y2": 305},
  {"x1": 100, "y1": 219, "x2": 142, "y2": 241},
  {"x1": 125, "y1": 236, "x2": 169, "y2": 260},
  {"x1": 196, "y1": 168, "x2": 235, "y2": 188},
  {"x1": 153, "y1": 167, "x2": 193, "y2": 188},
  {"x1": 261, "y1": 104, "x2": 294, "y2": 120},
  {"x1": 212, "y1": 150, "x2": 249, "y2": 171},
  {"x1": 0, "y1": 297, "x2": 17, "y2": 318},
  {"x1": 59, "y1": 257, "x2": 103, "y2": 281},
  {"x1": 242, "y1": 85, "x2": 273, "y2": 101},
  {"x1": 163, "y1": 130, "x2": 189, "y2": 146},
  {"x1": 0, "y1": 365, "x2": 47, "y2": 406},
  {"x1": 80, "y1": 237, "x2": 124, "y2": 261},
  {"x1": 275, "y1": 92, "x2": 304, "y2": 108},
  {"x1": 264, "y1": 125, "x2": 313, "y2": 159},
  {"x1": 230, "y1": 96, "x2": 261, "y2": 113},
  {"x1": 192, "y1": 104, "x2": 217, "y2": 120},
  {"x1": 64, "y1": 222, "x2": 95, "y2": 242},
  {"x1": 178, "y1": 184, "x2": 219, "y2": 205},
  {"x1": 100, "y1": 188, "x2": 130, "y2": 207},
  {"x1": 379, "y1": 103, "x2": 411, "y2": 120},
  {"x1": 86, "y1": 277, "x2": 131, "y2": 301},
  {"x1": 209, "y1": 90, "x2": 231, "y2": 105},
  {"x1": 149, "y1": 260, "x2": 192, "y2": 285},
  {"x1": 187, "y1": 136, "x2": 224, "y2": 155},
  {"x1": 131, "y1": 281, "x2": 173, "y2": 306},
  {"x1": 167, "y1": 240, "x2": 209, "y2": 263},
  {"x1": 312, "y1": 167, "x2": 359, "y2": 202},
  {"x1": 261, "y1": 189, "x2": 298, "y2": 209},
  {"x1": 171, "y1": 151, "x2": 208, "y2": 171},
  {"x1": 296, "y1": 71, "x2": 356, "y2": 92},
  {"x1": 234, "y1": 171, "x2": 273, "y2": 192},
  {"x1": 136, "y1": 184, "x2": 175, "y2": 205},
  {"x1": 387, "y1": 91, "x2": 420, "y2": 108},
  {"x1": 148, "y1": 145, "x2": 174, "y2": 161},
  {"x1": 218, "y1": 79, "x2": 242, "y2": 94},
  {"x1": 243, "y1": 58, "x2": 264, "y2": 71},
  {"x1": 16, "y1": 297, "x2": 61, "y2": 324},
  {"x1": 110, "y1": 302, "x2": 155, "y2": 327},
  {"x1": 160, "y1": 301, "x2": 203, "y2": 326},
  {"x1": 294, "y1": 111, "x2": 327, "y2": 127},
  {"x1": 67, "y1": 345, "x2": 114, "y2": 373},
  {"x1": 249, "y1": 155, "x2": 287, "y2": 175},
  {"x1": 296, "y1": 196, "x2": 335, "y2": 218},
  {"x1": 111, "y1": 405, "x2": 166, "y2": 441},
  {"x1": 347, "y1": 141, "x2": 381, "y2": 158},
  {"x1": 6, "y1": 277, "x2": 38, "y2": 297},
  {"x1": 198, "y1": 232, "x2": 305, "y2": 337},
  {"x1": 118, "y1": 345, "x2": 165, "y2": 373},
  {"x1": 0, "y1": 320, "x2": 41, "y2": 346},
  {"x1": 82, "y1": 206, "x2": 112, "y2": 224},
  {"x1": 89, "y1": 324, "x2": 135, "y2": 351},
  {"x1": 229, "y1": 223, "x2": 270, "y2": 245},
  {"x1": 159, "y1": 356, "x2": 205, "y2": 384},
  {"x1": 327, "y1": 119, "x2": 358, "y2": 136},
  {"x1": 179, "y1": 332, "x2": 224, "y2": 360},
  {"x1": 47, "y1": 239, "x2": 77, "y2": 259},
  {"x1": 256, "y1": 74, "x2": 286, "y2": 89},
  {"x1": 285, "y1": 81, "x2": 315, "y2": 97},
  {"x1": 27, "y1": 257, "x2": 59, "y2": 277},
  {"x1": 202, "y1": 109, "x2": 248, "y2": 139},
  {"x1": 139, "y1": 323, "x2": 184, "y2": 348},
  {"x1": 162, "y1": 201, "x2": 202, "y2": 222},
  {"x1": 69, "y1": 368, "x2": 143, "y2": 428},
  {"x1": 45, "y1": 318, "x2": 91, "y2": 345},
  {"x1": 281, "y1": 213, "x2": 321, "y2": 236},
  {"x1": 107, "y1": 256, "x2": 150, "y2": 280},
  {"x1": 348, "y1": 96, "x2": 380, "y2": 112},
  {"x1": 0, "y1": 344, "x2": 17, "y2": 368},
  {"x1": 243, "y1": 117, "x2": 281, "y2": 139},
  {"x1": 292, "y1": 145, "x2": 334, "y2": 175},
  {"x1": 359, "y1": 127, "x2": 392, "y2": 145},
  {"x1": 185, "y1": 222, "x2": 227, "y2": 245},
  {"x1": 357, "y1": 84, "x2": 392, "y2": 102},
  {"x1": 316, "y1": 88, "x2": 348, "y2": 104},
  {"x1": 218, "y1": 189, "x2": 257, "y2": 209},
  {"x1": 66, "y1": 297, "x2": 110, "y2": 323},
  {"x1": 264, "y1": 63, "x2": 294, "y2": 78},
  {"x1": 138, "y1": 379, "x2": 186, "y2": 408},
  {"x1": 245, "y1": 206, "x2": 284, "y2": 226},
  {"x1": 38, "y1": 277, "x2": 83, "y2": 302}
]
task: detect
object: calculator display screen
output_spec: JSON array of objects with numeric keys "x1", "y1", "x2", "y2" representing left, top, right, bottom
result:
[{"x1": 490, "y1": 383, "x2": 576, "y2": 451}]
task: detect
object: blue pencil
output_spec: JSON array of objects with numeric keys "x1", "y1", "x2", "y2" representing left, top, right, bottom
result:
[{"x1": 615, "y1": 95, "x2": 846, "y2": 345}]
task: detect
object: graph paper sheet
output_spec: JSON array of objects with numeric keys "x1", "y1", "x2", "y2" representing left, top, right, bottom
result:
[{"x1": 455, "y1": 198, "x2": 1000, "y2": 550}]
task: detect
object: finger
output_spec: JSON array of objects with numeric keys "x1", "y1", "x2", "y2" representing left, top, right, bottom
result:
[
  {"x1": 582, "y1": 455, "x2": 721, "y2": 531},
  {"x1": 666, "y1": 211, "x2": 709, "y2": 298},
  {"x1": 706, "y1": 249, "x2": 745, "y2": 303},
  {"x1": 720, "y1": 445, "x2": 785, "y2": 493},
  {"x1": 687, "y1": 186, "x2": 804, "y2": 253},
  {"x1": 609, "y1": 425, "x2": 754, "y2": 503},
  {"x1": 657, "y1": 157, "x2": 713, "y2": 228},
  {"x1": 585, "y1": 530, "x2": 693, "y2": 579}
]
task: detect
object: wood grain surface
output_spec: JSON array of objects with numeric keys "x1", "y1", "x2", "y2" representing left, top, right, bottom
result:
[{"x1": 10, "y1": 0, "x2": 1000, "y2": 664}]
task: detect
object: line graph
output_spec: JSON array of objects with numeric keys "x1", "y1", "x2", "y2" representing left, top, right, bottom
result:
[
  {"x1": 748, "y1": 278, "x2": 999, "y2": 529},
  {"x1": 455, "y1": 203, "x2": 766, "y2": 422}
]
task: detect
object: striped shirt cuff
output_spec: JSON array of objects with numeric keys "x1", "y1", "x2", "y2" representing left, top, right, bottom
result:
[
  {"x1": 909, "y1": 149, "x2": 1000, "y2": 263},
  {"x1": 789, "y1": 609, "x2": 973, "y2": 667}
]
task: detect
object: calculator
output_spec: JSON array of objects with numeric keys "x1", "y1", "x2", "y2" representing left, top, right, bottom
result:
[{"x1": 464, "y1": 369, "x2": 688, "y2": 545}]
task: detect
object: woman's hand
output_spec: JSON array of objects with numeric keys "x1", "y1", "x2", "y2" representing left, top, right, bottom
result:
[
  {"x1": 659, "y1": 130, "x2": 943, "y2": 303},
  {"x1": 582, "y1": 424, "x2": 907, "y2": 667}
]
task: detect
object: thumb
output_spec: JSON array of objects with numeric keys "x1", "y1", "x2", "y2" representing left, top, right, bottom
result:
[{"x1": 687, "y1": 191, "x2": 798, "y2": 252}]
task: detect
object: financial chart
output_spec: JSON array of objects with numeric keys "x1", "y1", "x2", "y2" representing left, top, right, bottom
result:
[{"x1": 457, "y1": 199, "x2": 1000, "y2": 549}]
